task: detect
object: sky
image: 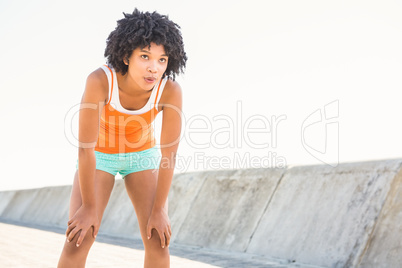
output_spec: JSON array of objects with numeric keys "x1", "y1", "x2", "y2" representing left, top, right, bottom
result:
[{"x1": 0, "y1": 0, "x2": 401, "y2": 191}]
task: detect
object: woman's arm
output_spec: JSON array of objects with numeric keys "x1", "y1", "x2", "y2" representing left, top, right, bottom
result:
[
  {"x1": 77, "y1": 69, "x2": 108, "y2": 206},
  {"x1": 146, "y1": 80, "x2": 183, "y2": 248},
  {"x1": 65, "y1": 68, "x2": 108, "y2": 247}
]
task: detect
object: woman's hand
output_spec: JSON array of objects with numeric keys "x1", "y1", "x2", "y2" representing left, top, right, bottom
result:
[
  {"x1": 146, "y1": 208, "x2": 172, "y2": 248},
  {"x1": 65, "y1": 205, "x2": 99, "y2": 247}
]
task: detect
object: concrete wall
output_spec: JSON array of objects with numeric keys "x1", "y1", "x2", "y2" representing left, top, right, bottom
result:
[{"x1": 0, "y1": 159, "x2": 401, "y2": 267}]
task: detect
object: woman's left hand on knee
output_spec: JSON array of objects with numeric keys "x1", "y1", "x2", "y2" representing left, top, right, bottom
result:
[{"x1": 146, "y1": 208, "x2": 172, "y2": 248}]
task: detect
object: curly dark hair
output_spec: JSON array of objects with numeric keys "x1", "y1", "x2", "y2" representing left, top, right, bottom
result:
[{"x1": 104, "y1": 8, "x2": 187, "y2": 80}]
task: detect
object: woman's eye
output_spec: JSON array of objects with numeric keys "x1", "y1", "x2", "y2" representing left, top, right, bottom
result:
[
  {"x1": 141, "y1": 55, "x2": 148, "y2": 59},
  {"x1": 160, "y1": 58, "x2": 167, "y2": 63}
]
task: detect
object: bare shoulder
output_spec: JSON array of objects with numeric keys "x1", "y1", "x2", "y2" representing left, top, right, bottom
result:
[
  {"x1": 82, "y1": 68, "x2": 109, "y2": 104},
  {"x1": 159, "y1": 79, "x2": 182, "y2": 111}
]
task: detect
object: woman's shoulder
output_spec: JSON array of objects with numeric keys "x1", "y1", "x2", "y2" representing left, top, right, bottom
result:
[
  {"x1": 162, "y1": 79, "x2": 182, "y2": 100},
  {"x1": 83, "y1": 67, "x2": 109, "y2": 104},
  {"x1": 86, "y1": 67, "x2": 109, "y2": 88},
  {"x1": 158, "y1": 78, "x2": 182, "y2": 111}
]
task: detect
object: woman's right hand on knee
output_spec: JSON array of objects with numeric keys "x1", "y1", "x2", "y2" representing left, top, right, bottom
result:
[{"x1": 65, "y1": 205, "x2": 100, "y2": 247}]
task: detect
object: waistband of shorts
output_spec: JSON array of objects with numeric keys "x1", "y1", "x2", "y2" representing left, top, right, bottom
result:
[{"x1": 94, "y1": 147, "x2": 160, "y2": 160}]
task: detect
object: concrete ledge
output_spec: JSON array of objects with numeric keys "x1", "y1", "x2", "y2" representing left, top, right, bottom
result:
[
  {"x1": 174, "y1": 168, "x2": 286, "y2": 252},
  {"x1": 168, "y1": 171, "x2": 209, "y2": 241},
  {"x1": 0, "y1": 159, "x2": 401, "y2": 267},
  {"x1": 247, "y1": 159, "x2": 402, "y2": 267},
  {"x1": 1, "y1": 186, "x2": 71, "y2": 228},
  {"x1": 359, "y1": 165, "x2": 402, "y2": 267},
  {"x1": 0, "y1": 191, "x2": 16, "y2": 215},
  {"x1": 100, "y1": 181, "x2": 140, "y2": 239}
]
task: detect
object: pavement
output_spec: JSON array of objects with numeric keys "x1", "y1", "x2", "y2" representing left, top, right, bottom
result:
[{"x1": 0, "y1": 220, "x2": 322, "y2": 268}]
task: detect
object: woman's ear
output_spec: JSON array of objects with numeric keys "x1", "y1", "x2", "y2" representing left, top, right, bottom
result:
[{"x1": 123, "y1": 57, "x2": 129, "y2": 65}]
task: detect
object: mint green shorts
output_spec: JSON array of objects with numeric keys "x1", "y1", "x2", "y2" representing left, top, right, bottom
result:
[{"x1": 76, "y1": 147, "x2": 161, "y2": 177}]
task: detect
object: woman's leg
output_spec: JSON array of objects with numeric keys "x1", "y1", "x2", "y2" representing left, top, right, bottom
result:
[
  {"x1": 124, "y1": 169, "x2": 170, "y2": 268},
  {"x1": 57, "y1": 169, "x2": 115, "y2": 268}
]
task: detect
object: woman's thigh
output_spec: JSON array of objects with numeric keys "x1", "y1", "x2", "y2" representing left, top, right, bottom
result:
[
  {"x1": 123, "y1": 169, "x2": 168, "y2": 241},
  {"x1": 59, "y1": 169, "x2": 115, "y2": 264},
  {"x1": 69, "y1": 169, "x2": 115, "y2": 220}
]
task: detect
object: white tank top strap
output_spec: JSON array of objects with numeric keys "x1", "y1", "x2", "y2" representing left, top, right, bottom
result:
[
  {"x1": 154, "y1": 77, "x2": 168, "y2": 111},
  {"x1": 100, "y1": 65, "x2": 114, "y2": 104}
]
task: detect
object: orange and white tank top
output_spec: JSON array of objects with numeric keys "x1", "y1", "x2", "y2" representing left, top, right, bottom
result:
[{"x1": 94, "y1": 65, "x2": 167, "y2": 154}]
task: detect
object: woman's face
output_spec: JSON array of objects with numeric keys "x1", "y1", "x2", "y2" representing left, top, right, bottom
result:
[{"x1": 125, "y1": 42, "x2": 169, "y2": 91}]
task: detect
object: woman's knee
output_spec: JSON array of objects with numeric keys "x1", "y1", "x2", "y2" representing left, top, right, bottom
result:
[
  {"x1": 62, "y1": 229, "x2": 96, "y2": 257},
  {"x1": 143, "y1": 231, "x2": 169, "y2": 256}
]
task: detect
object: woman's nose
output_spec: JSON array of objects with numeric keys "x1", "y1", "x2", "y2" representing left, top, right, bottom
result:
[{"x1": 147, "y1": 61, "x2": 157, "y2": 73}]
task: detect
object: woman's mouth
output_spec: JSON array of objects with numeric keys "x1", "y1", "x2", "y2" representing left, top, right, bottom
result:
[{"x1": 144, "y1": 77, "x2": 157, "y2": 83}]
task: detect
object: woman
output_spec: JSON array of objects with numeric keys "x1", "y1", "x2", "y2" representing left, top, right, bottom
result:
[{"x1": 58, "y1": 8, "x2": 187, "y2": 267}]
